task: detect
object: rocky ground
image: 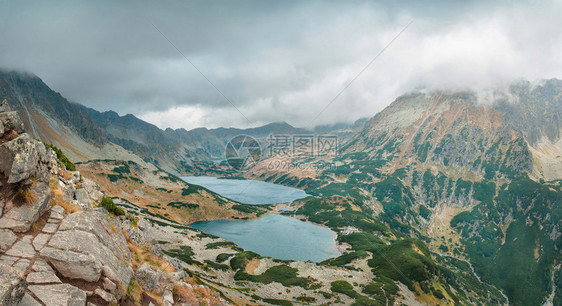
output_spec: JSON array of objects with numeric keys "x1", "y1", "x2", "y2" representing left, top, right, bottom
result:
[
  {"x1": 0, "y1": 101, "x2": 226, "y2": 305},
  {"x1": 133, "y1": 213, "x2": 400, "y2": 305}
]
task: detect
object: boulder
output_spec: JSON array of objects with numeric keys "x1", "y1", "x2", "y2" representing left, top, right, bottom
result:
[
  {"x1": 0, "y1": 134, "x2": 39, "y2": 184},
  {"x1": 0, "y1": 99, "x2": 10, "y2": 112},
  {"x1": 28, "y1": 283, "x2": 86, "y2": 306},
  {"x1": 94, "y1": 288, "x2": 117, "y2": 304},
  {"x1": 57, "y1": 209, "x2": 131, "y2": 263},
  {"x1": 62, "y1": 184, "x2": 76, "y2": 203},
  {"x1": 74, "y1": 188, "x2": 93, "y2": 209},
  {"x1": 42, "y1": 210, "x2": 133, "y2": 297},
  {"x1": 0, "y1": 263, "x2": 27, "y2": 305},
  {"x1": 163, "y1": 289, "x2": 174, "y2": 306},
  {"x1": 135, "y1": 263, "x2": 161, "y2": 293},
  {"x1": 81, "y1": 178, "x2": 102, "y2": 203},
  {"x1": 0, "y1": 181, "x2": 51, "y2": 232},
  {"x1": 0, "y1": 120, "x2": 4, "y2": 138},
  {"x1": 102, "y1": 277, "x2": 117, "y2": 292},
  {"x1": 41, "y1": 247, "x2": 103, "y2": 282},
  {"x1": 0, "y1": 111, "x2": 25, "y2": 134}
]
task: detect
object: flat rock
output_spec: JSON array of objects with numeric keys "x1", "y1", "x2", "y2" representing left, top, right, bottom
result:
[
  {"x1": 13, "y1": 258, "x2": 31, "y2": 274},
  {"x1": 94, "y1": 288, "x2": 117, "y2": 304},
  {"x1": 74, "y1": 189, "x2": 93, "y2": 209},
  {"x1": 135, "y1": 263, "x2": 161, "y2": 293},
  {"x1": 17, "y1": 293, "x2": 42, "y2": 306},
  {"x1": 0, "y1": 263, "x2": 27, "y2": 305},
  {"x1": 41, "y1": 223, "x2": 58, "y2": 234},
  {"x1": 102, "y1": 277, "x2": 116, "y2": 292},
  {"x1": 0, "y1": 229, "x2": 17, "y2": 251},
  {"x1": 0, "y1": 182, "x2": 51, "y2": 232},
  {"x1": 28, "y1": 283, "x2": 87, "y2": 306},
  {"x1": 26, "y1": 271, "x2": 61, "y2": 284},
  {"x1": 52, "y1": 210, "x2": 133, "y2": 293},
  {"x1": 51, "y1": 205, "x2": 65, "y2": 216},
  {"x1": 58, "y1": 209, "x2": 131, "y2": 262},
  {"x1": 6, "y1": 236, "x2": 36, "y2": 259},
  {"x1": 41, "y1": 247, "x2": 102, "y2": 282},
  {"x1": 31, "y1": 258, "x2": 54, "y2": 273},
  {"x1": 0, "y1": 255, "x2": 19, "y2": 266},
  {"x1": 32, "y1": 233, "x2": 51, "y2": 251}
]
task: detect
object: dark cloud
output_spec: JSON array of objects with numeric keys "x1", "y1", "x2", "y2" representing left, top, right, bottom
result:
[{"x1": 0, "y1": 0, "x2": 560, "y2": 129}]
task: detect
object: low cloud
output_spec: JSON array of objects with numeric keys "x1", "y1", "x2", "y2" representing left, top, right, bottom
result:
[{"x1": 0, "y1": 0, "x2": 560, "y2": 129}]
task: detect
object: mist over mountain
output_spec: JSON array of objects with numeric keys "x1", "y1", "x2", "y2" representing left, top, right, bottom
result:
[
  {"x1": 0, "y1": 70, "x2": 355, "y2": 174},
  {"x1": 1, "y1": 67, "x2": 562, "y2": 305}
]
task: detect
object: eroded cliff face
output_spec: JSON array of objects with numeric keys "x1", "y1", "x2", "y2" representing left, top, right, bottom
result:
[{"x1": 0, "y1": 101, "x2": 227, "y2": 306}]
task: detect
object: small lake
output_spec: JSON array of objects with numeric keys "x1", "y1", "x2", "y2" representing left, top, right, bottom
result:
[
  {"x1": 190, "y1": 214, "x2": 340, "y2": 262},
  {"x1": 181, "y1": 176, "x2": 309, "y2": 205}
]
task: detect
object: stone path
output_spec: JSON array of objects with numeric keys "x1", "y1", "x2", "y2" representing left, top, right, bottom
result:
[{"x1": 0, "y1": 205, "x2": 89, "y2": 306}]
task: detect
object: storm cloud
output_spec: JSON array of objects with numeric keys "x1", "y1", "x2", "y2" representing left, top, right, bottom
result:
[{"x1": 0, "y1": 0, "x2": 560, "y2": 129}]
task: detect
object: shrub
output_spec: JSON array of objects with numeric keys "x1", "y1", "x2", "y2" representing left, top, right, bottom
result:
[
  {"x1": 331, "y1": 280, "x2": 357, "y2": 298},
  {"x1": 216, "y1": 253, "x2": 234, "y2": 263},
  {"x1": 43, "y1": 142, "x2": 76, "y2": 171},
  {"x1": 99, "y1": 196, "x2": 125, "y2": 216}
]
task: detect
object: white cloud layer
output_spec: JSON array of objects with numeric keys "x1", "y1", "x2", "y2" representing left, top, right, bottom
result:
[{"x1": 0, "y1": 0, "x2": 560, "y2": 129}]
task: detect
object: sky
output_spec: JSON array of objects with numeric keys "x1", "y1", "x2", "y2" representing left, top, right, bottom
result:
[{"x1": 0, "y1": 0, "x2": 560, "y2": 130}]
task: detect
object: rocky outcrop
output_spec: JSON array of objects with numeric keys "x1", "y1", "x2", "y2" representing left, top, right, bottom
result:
[
  {"x1": 0, "y1": 110, "x2": 25, "y2": 135},
  {"x1": 0, "y1": 263, "x2": 27, "y2": 305},
  {"x1": 28, "y1": 284, "x2": 86, "y2": 306},
  {"x1": 0, "y1": 134, "x2": 51, "y2": 184},
  {"x1": 135, "y1": 263, "x2": 162, "y2": 293},
  {"x1": 41, "y1": 209, "x2": 133, "y2": 298},
  {"x1": 0, "y1": 182, "x2": 51, "y2": 233},
  {"x1": 0, "y1": 101, "x2": 57, "y2": 235},
  {"x1": 0, "y1": 100, "x2": 225, "y2": 305}
]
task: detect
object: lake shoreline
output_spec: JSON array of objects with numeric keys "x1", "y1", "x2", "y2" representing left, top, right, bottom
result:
[{"x1": 190, "y1": 211, "x2": 343, "y2": 261}]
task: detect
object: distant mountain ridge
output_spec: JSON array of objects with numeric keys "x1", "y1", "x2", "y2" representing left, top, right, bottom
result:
[
  {"x1": 0, "y1": 70, "x2": 355, "y2": 174},
  {"x1": 246, "y1": 80, "x2": 562, "y2": 305}
]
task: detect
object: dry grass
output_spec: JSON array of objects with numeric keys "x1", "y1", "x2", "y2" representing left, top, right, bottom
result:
[
  {"x1": 126, "y1": 235, "x2": 176, "y2": 275},
  {"x1": 15, "y1": 183, "x2": 37, "y2": 204},
  {"x1": 49, "y1": 177, "x2": 81, "y2": 213},
  {"x1": 125, "y1": 238, "x2": 170, "y2": 305},
  {"x1": 76, "y1": 160, "x2": 258, "y2": 225}
]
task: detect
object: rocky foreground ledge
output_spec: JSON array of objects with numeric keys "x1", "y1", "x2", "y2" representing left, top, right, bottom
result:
[{"x1": 0, "y1": 100, "x2": 226, "y2": 305}]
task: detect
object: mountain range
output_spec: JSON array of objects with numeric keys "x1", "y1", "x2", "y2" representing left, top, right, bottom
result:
[
  {"x1": 1, "y1": 69, "x2": 562, "y2": 305},
  {"x1": 0, "y1": 70, "x2": 359, "y2": 175},
  {"x1": 246, "y1": 79, "x2": 562, "y2": 305}
]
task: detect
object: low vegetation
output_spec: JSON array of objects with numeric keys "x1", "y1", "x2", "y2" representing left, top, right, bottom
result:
[
  {"x1": 99, "y1": 196, "x2": 125, "y2": 216},
  {"x1": 42, "y1": 142, "x2": 75, "y2": 171}
]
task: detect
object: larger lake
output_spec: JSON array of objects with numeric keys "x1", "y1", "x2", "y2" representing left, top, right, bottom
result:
[
  {"x1": 181, "y1": 176, "x2": 309, "y2": 204},
  {"x1": 190, "y1": 214, "x2": 340, "y2": 262}
]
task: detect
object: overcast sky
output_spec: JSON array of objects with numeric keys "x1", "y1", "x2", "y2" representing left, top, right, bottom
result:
[{"x1": 0, "y1": 0, "x2": 560, "y2": 130}]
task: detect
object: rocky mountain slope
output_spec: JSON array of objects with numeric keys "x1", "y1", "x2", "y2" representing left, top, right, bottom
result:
[
  {"x1": 0, "y1": 101, "x2": 226, "y2": 305},
  {"x1": 0, "y1": 69, "x2": 354, "y2": 175},
  {"x1": 244, "y1": 79, "x2": 562, "y2": 305}
]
